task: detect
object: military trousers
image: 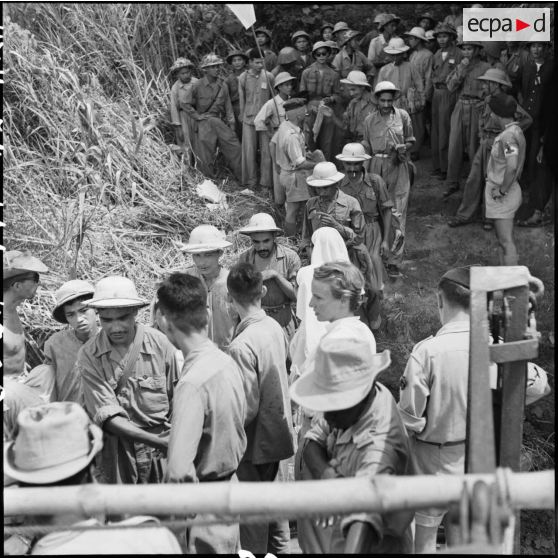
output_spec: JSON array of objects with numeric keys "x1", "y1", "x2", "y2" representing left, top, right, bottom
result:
[{"x1": 430, "y1": 88, "x2": 457, "y2": 173}]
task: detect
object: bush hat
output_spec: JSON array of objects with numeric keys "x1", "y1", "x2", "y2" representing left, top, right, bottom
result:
[
  {"x1": 374, "y1": 80, "x2": 401, "y2": 98},
  {"x1": 4, "y1": 402, "x2": 103, "y2": 484},
  {"x1": 489, "y1": 92, "x2": 517, "y2": 118},
  {"x1": 433, "y1": 23, "x2": 458, "y2": 38},
  {"x1": 324, "y1": 40, "x2": 340, "y2": 51},
  {"x1": 200, "y1": 53, "x2": 224, "y2": 68},
  {"x1": 332, "y1": 21, "x2": 350, "y2": 35},
  {"x1": 291, "y1": 30, "x2": 311, "y2": 43},
  {"x1": 440, "y1": 266, "x2": 470, "y2": 288},
  {"x1": 306, "y1": 162, "x2": 345, "y2": 187},
  {"x1": 3, "y1": 250, "x2": 49, "y2": 281},
  {"x1": 178, "y1": 224, "x2": 232, "y2": 254},
  {"x1": 312, "y1": 41, "x2": 332, "y2": 54},
  {"x1": 169, "y1": 57, "x2": 195, "y2": 73},
  {"x1": 52, "y1": 279, "x2": 95, "y2": 323},
  {"x1": 378, "y1": 14, "x2": 400, "y2": 31},
  {"x1": 405, "y1": 27, "x2": 428, "y2": 42},
  {"x1": 339, "y1": 30, "x2": 363, "y2": 47},
  {"x1": 336, "y1": 143, "x2": 372, "y2": 162},
  {"x1": 255, "y1": 27, "x2": 272, "y2": 40},
  {"x1": 384, "y1": 37, "x2": 410, "y2": 54},
  {"x1": 373, "y1": 13, "x2": 387, "y2": 24},
  {"x1": 419, "y1": 13, "x2": 437, "y2": 26},
  {"x1": 321, "y1": 22, "x2": 334, "y2": 32},
  {"x1": 87, "y1": 276, "x2": 148, "y2": 309},
  {"x1": 239, "y1": 213, "x2": 283, "y2": 235},
  {"x1": 340, "y1": 70, "x2": 371, "y2": 88},
  {"x1": 289, "y1": 323, "x2": 392, "y2": 411},
  {"x1": 274, "y1": 71, "x2": 296, "y2": 88},
  {"x1": 477, "y1": 68, "x2": 512, "y2": 88},
  {"x1": 226, "y1": 50, "x2": 249, "y2": 64}
]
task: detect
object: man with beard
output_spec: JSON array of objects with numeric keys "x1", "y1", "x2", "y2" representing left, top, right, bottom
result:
[{"x1": 237, "y1": 213, "x2": 301, "y2": 340}]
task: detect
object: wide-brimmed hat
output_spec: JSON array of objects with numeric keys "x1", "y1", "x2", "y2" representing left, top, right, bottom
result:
[
  {"x1": 283, "y1": 97, "x2": 307, "y2": 111},
  {"x1": 373, "y1": 13, "x2": 387, "y2": 24},
  {"x1": 440, "y1": 266, "x2": 470, "y2": 288},
  {"x1": 291, "y1": 30, "x2": 311, "y2": 43},
  {"x1": 239, "y1": 213, "x2": 283, "y2": 235},
  {"x1": 321, "y1": 21, "x2": 334, "y2": 32},
  {"x1": 226, "y1": 50, "x2": 248, "y2": 64},
  {"x1": 52, "y1": 279, "x2": 95, "y2": 323},
  {"x1": 433, "y1": 23, "x2": 458, "y2": 38},
  {"x1": 274, "y1": 71, "x2": 296, "y2": 88},
  {"x1": 336, "y1": 143, "x2": 372, "y2": 162},
  {"x1": 477, "y1": 68, "x2": 512, "y2": 88},
  {"x1": 340, "y1": 70, "x2": 371, "y2": 88},
  {"x1": 324, "y1": 40, "x2": 340, "y2": 51},
  {"x1": 255, "y1": 27, "x2": 272, "y2": 40},
  {"x1": 339, "y1": 29, "x2": 362, "y2": 47},
  {"x1": 384, "y1": 37, "x2": 410, "y2": 54},
  {"x1": 425, "y1": 30, "x2": 436, "y2": 41},
  {"x1": 3, "y1": 250, "x2": 49, "y2": 281},
  {"x1": 178, "y1": 224, "x2": 232, "y2": 254},
  {"x1": 405, "y1": 26, "x2": 428, "y2": 42},
  {"x1": 289, "y1": 324, "x2": 392, "y2": 411},
  {"x1": 277, "y1": 46, "x2": 301, "y2": 65},
  {"x1": 86, "y1": 276, "x2": 148, "y2": 309},
  {"x1": 306, "y1": 162, "x2": 345, "y2": 187},
  {"x1": 312, "y1": 40, "x2": 332, "y2": 54},
  {"x1": 4, "y1": 402, "x2": 103, "y2": 484},
  {"x1": 169, "y1": 57, "x2": 195, "y2": 73},
  {"x1": 200, "y1": 53, "x2": 224, "y2": 68},
  {"x1": 378, "y1": 13, "x2": 400, "y2": 31},
  {"x1": 332, "y1": 21, "x2": 350, "y2": 35},
  {"x1": 374, "y1": 80, "x2": 401, "y2": 98}
]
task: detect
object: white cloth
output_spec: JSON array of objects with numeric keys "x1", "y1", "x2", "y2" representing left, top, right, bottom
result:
[
  {"x1": 31, "y1": 516, "x2": 182, "y2": 554},
  {"x1": 290, "y1": 228, "x2": 350, "y2": 381}
]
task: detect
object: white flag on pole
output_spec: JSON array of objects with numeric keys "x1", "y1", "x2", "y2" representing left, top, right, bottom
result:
[{"x1": 226, "y1": 4, "x2": 256, "y2": 30}]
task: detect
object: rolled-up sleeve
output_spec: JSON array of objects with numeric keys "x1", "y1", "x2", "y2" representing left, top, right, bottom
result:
[
  {"x1": 304, "y1": 414, "x2": 330, "y2": 446},
  {"x1": 77, "y1": 348, "x2": 128, "y2": 427},
  {"x1": 397, "y1": 351, "x2": 429, "y2": 434}
]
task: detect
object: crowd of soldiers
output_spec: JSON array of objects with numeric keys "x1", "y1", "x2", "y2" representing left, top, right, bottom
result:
[{"x1": 3, "y1": 4, "x2": 554, "y2": 556}]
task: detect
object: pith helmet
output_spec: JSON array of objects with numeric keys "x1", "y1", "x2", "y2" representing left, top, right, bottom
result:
[
  {"x1": 477, "y1": 67, "x2": 512, "y2": 88},
  {"x1": 239, "y1": 213, "x2": 283, "y2": 235},
  {"x1": 321, "y1": 22, "x2": 334, "y2": 32},
  {"x1": 274, "y1": 72, "x2": 296, "y2": 88},
  {"x1": 384, "y1": 37, "x2": 410, "y2": 54},
  {"x1": 340, "y1": 70, "x2": 371, "y2": 88},
  {"x1": 170, "y1": 57, "x2": 195, "y2": 73},
  {"x1": 306, "y1": 162, "x2": 345, "y2": 187},
  {"x1": 312, "y1": 41, "x2": 332, "y2": 55},
  {"x1": 324, "y1": 40, "x2": 340, "y2": 51},
  {"x1": 255, "y1": 27, "x2": 272, "y2": 40},
  {"x1": 336, "y1": 143, "x2": 372, "y2": 162},
  {"x1": 291, "y1": 30, "x2": 311, "y2": 43},
  {"x1": 332, "y1": 21, "x2": 350, "y2": 34},
  {"x1": 52, "y1": 279, "x2": 95, "y2": 323},
  {"x1": 374, "y1": 80, "x2": 401, "y2": 98},
  {"x1": 87, "y1": 276, "x2": 148, "y2": 309},
  {"x1": 433, "y1": 23, "x2": 458, "y2": 37},
  {"x1": 373, "y1": 13, "x2": 387, "y2": 24},
  {"x1": 425, "y1": 30, "x2": 436, "y2": 41},
  {"x1": 226, "y1": 50, "x2": 248, "y2": 65},
  {"x1": 3, "y1": 250, "x2": 49, "y2": 281},
  {"x1": 405, "y1": 27, "x2": 428, "y2": 42},
  {"x1": 419, "y1": 12, "x2": 437, "y2": 26},
  {"x1": 378, "y1": 13, "x2": 400, "y2": 31},
  {"x1": 277, "y1": 46, "x2": 301, "y2": 65},
  {"x1": 339, "y1": 30, "x2": 362, "y2": 47},
  {"x1": 178, "y1": 225, "x2": 232, "y2": 254},
  {"x1": 200, "y1": 53, "x2": 224, "y2": 68}
]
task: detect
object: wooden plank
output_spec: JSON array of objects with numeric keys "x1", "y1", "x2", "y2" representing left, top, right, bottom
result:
[
  {"x1": 469, "y1": 266, "x2": 530, "y2": 292},
  {"x1": 466, "y1": 289, "x2": 496, "y2": 473},
  {"x1": 489, "y1": 339, "x2": 539, "y2": 363}
]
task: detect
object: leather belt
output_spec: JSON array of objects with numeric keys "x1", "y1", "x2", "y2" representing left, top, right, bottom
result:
[
  {"x1": 202, "y1": 472, "x2": 234, "y2": 482},
  {"x1": 373, "y1": 153, "x2": 390, "y2": 158},
  {"x1": 416, "y1": 438, "x2": 466, "y2": 448}
]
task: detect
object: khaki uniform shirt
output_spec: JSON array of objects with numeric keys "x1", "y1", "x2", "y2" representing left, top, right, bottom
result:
[
  {"x1": 430, "y1": 46, "x2": 462, "y2": 94},
  {"x1": 486, "y1": 122, "x2": 526, "y2": 187},
  {"x1": 409, "y1": 49, "x2": 433, "y2": 99},
  {"x1": 274, "y1": 120, "x2": 306, "y2": 170},
  {"x1": 343, "y1": 93, "x2": 376, "y2": 140},
  {"x1": 339, "y1": 173, "x2": 392, "y2": 222},
  {"x1": 333, "y1": 48, "x2": 372, "y2": 78},
  {"x1": 254, "y1": 94, "x2": 286, "y2": 132},
  {"x1": 238, "y1": 69, "x2": 275, "y2": 125},
  {"x1": 305, "y1": 383, "x2": 414, "y2": 553},
  {"x1": 228, "y1": 310, "x2": 294, "y2": 465},
  {"x1": 447, "y1": 57, "x2": 491, "y2": 98},
  {"x1": 300, "y1": 63, "x2": 340, "y2": 100},
  {"x1": 170, "y1": 78, "x2": 199, "y2": 125},
  {"x1": 376, "y1": 61, "x2": 425, "y2": 112},
  {"x1": 167, "y1": 339, "x2": 247, "y2": 482},
  {"x1": 44, "y1": 328, "x2": 98, "y2": 404},
  {"x1": 397, "y1": 320, "x2": 470, "y2": 443},
  {"x1": 367, "y1": 34, "x2": 388, "y2": 74},
  {"x1": 301, "y1": 190, "x2": 365, "y2": 250},
  {"x1": 361, "y1": 107, "x2": 415, "y2": 155},
  {"x1": 3, "y1": 377, "x2": 43, "y2": 442},
  {"x1": 185, "y1": 76, "x2": 235, "y2": 125}
]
